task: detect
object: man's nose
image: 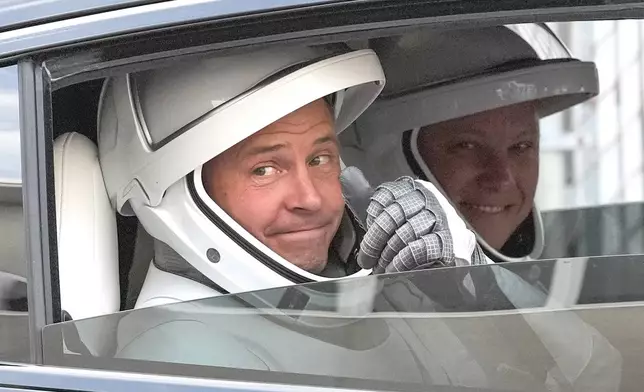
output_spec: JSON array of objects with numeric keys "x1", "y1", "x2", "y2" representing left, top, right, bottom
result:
[
  {"x1": 478, "y1": 152, "x2": 516, "y2": 191},
  {"x1": 285, "y1": 167, "x2": 323, "y2": 212}
]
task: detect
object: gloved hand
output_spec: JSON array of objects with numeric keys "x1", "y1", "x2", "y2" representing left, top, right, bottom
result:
[{"x1": 357, "y1": 176, "x2": 489, "y2": 273}]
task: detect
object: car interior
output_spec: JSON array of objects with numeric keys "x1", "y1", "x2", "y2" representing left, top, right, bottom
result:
[{"x1": 45, "y1": 20, "x2": 644, "y2": 323}]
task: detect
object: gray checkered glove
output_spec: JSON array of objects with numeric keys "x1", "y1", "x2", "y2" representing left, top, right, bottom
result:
[{"x1": 357, "y1": 177, "x2": 489, "y2": 274}]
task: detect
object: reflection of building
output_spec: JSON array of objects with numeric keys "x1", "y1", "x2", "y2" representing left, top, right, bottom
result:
[
  {"x1": 538, "y1": 21, "x2": 644, "y2": 212},
  {"x1": 538, "y1": 21, "x2": 644, "y2": 258}
]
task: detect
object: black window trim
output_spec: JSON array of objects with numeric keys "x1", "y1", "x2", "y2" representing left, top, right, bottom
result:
[
  {"x1": 19, "y1": 60, "x2": 61, "y2": 364},
  {"x1": 2, "y1": 0, "x2": 644, "y2": 67}
]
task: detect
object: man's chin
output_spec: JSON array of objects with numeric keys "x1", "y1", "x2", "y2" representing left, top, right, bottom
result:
[
  {"x1": 291, "y1": 256, "x2": 328, "y2": 274},
  {"x1": 264, "y1": 236, "x2": 331, "y2": 274},
  {"x1": 475, "y1": 229, "x2": 514, "y2": 250},
  {"x1": 277, "y1": 250, "x2": 328, "y2": 275},
  {"x1": 465, "y1": 217, "x2": 514, "y2": 248}
]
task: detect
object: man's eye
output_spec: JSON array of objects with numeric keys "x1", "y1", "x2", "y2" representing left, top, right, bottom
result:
[
  {"x1": 451, "y1": 141, "x2": 477, "y2": 151},
  {"x1": 512, "y1": 141, "x2": 534, "y2": 153},
  {"x1": 310, "y1": 155, "x2": 331, "y2": 167},
  {"x1": 252, "y1": 166, "x2": 278, "y2": 177}
]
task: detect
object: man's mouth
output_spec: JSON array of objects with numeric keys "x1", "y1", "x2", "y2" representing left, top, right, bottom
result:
[
  {"x1": 271, "y1": 227, "x2": 329, "y2": 244},
  {"x1": 460, "y1": 202, "x2": 508, "y2": 214},
  {"x1": 268, "y1": 223, "x2": 331, "y2": 239},
  {"x1": 277, "y1": 224, "x2": 327, "y2": 234}
]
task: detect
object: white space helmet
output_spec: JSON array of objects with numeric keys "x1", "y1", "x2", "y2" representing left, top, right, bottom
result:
[
  {"x1": 98, "y1": 45, "x2": 385, "y2": 294},
  {"x1": 341, "y1": 23, "x2": 599, "y2": 262}
]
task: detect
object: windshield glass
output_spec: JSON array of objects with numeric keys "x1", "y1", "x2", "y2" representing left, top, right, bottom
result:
[{"x1": 43, "y1": 256, "x2": 641, "y2": 391}]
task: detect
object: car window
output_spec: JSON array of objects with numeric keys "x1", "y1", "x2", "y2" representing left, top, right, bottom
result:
[
  {"x1": 42, "y1": 257, "x2": 642, "y2": 391},
  {"x1": 0, "y1": 65, "x2": 29, "y2": 363}
]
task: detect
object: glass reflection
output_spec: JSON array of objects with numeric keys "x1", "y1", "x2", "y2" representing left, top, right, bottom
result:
[{"x1": 42, "y1": 256, "x2": 644, "y2": 391}]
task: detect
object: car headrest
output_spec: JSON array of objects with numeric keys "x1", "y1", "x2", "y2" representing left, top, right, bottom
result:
[{"x1": 54, "y1": 132, "x2": 120, "y2": 320}]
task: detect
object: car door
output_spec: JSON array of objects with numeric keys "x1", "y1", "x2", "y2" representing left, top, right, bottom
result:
[{"x1": 5, "y1": 0, "x2": 644, "y2": 391}]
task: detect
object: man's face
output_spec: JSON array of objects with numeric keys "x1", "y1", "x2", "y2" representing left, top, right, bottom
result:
[
  {"x1": 202, "y1": 99, "x2": 345, "y2": 274},
  {"x1": 417, "y1": 102, "x2": 539, "y2": 250}
]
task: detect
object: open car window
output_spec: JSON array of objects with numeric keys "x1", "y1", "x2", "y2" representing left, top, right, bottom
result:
[
  {"x1": 45, "y1": 19, "x2": 644, "y2": 303},
  {"x1": 42, "y1": 256, "x2": 642, "y2": 391}
]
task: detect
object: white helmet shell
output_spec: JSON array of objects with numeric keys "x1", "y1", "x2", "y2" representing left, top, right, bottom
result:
[
  {"x1": 341, "y1": 24, "x2": 599, "y2": 262},
  {"x1": 98, "y1": 45, "x2": 385, "y2": 294}
]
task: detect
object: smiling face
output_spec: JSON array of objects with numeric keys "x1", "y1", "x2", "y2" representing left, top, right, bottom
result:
[
  {"x1": 417, "y1": 102, "x2": 540, "y2": 250},
  {"x1": 202, "y1": 99, "x2": 345, "y2": 274}
]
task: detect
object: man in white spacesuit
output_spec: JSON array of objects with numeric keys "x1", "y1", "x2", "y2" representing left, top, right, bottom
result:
[
  {"x1": 345, "y1": 23, "x2": 600, "y2": 263},
  {"x1": 97, "y1": 44, "x2": 482, "y2": 309}
]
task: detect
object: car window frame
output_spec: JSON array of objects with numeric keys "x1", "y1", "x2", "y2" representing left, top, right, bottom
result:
[{"x1": 15, "y1": 0, "x2": 644, "y2": 369}]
